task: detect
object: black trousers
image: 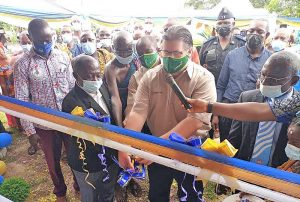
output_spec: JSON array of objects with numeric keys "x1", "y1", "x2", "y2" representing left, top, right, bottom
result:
[
  {"x1": 219, "y1": 98, "x2": 235, "y2": 142},
  {"x1": 148, "y1": 163, "x2": 203, "y2": 202}
]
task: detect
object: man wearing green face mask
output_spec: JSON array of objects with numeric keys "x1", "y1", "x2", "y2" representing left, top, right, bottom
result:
[
  {"x1": 119, "y1": 25, "x2": 217, "y2": 202},
  {"x1": 125, "y1": 35, "x2": 160, "y2": 117}
]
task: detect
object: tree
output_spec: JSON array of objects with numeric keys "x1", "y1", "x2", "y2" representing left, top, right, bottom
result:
[
  {"x1": 267, "y1": 0, "x2": 300, "y2": 17},
  {"x1": 184, "y1": 0, "x2": 300, "y2": 17},
  {"x1": 184, "y1": 0, "x2": 221, "y2": 10}
]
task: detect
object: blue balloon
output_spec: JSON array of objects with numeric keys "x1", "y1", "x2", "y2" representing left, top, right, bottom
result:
[
  {"x1": 0, "y1": 133, "x2": 12, "y2": 148},
  {"x1": 0, "y1": 175, "x2": 4, "y2": 185}
]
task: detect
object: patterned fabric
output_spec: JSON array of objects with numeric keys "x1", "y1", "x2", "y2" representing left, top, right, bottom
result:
[
  {"x1": 55, "y1": 43, "x2": 72, "y2": 59},
  {"x1": 278, "y1": 160, "x2": 300, "y2": 174},
  {"x1": 14, "y1": 48, "x2": 75, "y2": 135},
  {"x1": 269, "y1": 92, "x2": 300, "y2": 124},
  {"x1": 250, "y1": 121, "x2": 276, "y2": 165},
  {"x1": 97, "y1": 49, "x2": 113, "y2": 76},
  {"x1": 0, "y1": 43, "x2": 14, "y2": 97}
]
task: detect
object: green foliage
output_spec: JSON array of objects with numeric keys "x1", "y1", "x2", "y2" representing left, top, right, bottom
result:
[
  {"x1": 267, "y1": 0, "x2": 300, "y2": 17},
  {"x1": 185, "y1": 0, "x2": 221, "y2": 9},
  {"x1": 0, "y1": 177, "x2": 30, "y2": 202},
  {"x1": 184, "y1": 0, "x2": 300, "y2": 17},
  {"x1": 0, "y1": 21, "x2": 20, "y2": 44}
]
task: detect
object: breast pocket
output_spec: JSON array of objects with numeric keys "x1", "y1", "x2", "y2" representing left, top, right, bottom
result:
[{"x1": 205, "y1": 49, "x2": 217, "y2": 69}]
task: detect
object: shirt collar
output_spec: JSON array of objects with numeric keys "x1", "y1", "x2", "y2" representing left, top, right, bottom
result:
[
  {"x1": 29, "y1": 48, "x2": 55, "y2": 59},
  {"x1": 276, "y1": 88, "x2": 294, "y2": 100},
  {"x1": 244, "y1": 45, "x2": 266, "y2": 60},
  {"x1": 186, "y1": 62, "x2": 193, "y2": 79}
]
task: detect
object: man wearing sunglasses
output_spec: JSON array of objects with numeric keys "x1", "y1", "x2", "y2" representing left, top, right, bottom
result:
[{"x1": 227, "y1": 51, "x2": 298, "y2": 170}]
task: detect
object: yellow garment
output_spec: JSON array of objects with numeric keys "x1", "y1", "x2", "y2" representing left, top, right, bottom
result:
[
  {"x1": 96, "y1": 48, "x2": 113, "y2": 76},
  {"x1": 55, "y1": 43, "x2": 72, "y2": 59}
]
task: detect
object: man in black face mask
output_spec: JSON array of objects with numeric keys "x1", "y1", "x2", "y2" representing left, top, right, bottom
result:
[
  {"x1": 216, "y1": 19, "x2": 272, "y2": 143},
  {"x1": 200, "y1": 7, "x2": 245, "y2": 140},
  {"x1": 200, "y1": 7, "x2": 245, "y2": 84}
]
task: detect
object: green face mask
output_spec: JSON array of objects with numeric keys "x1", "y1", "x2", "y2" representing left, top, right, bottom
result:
[
  {"x1": 162, "y1": 55, "x2": 189, "y2": 73},
  {"x1": 140, "y1": 52, "x2": 159, "y2": 69}
]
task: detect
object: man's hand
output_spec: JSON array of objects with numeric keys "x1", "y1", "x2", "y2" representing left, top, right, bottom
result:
[
  {"x1": 135, "y1": 157, "x2": 153, "y2": 166},
  {"x1": 118, "y1": 151, "x2": 134, "y2": 170},
  {"x1": 212, "y1": 115, "x2": 219, "y2": 130},
  {"x1": 185, "y1": 98, "x2": 208, "y2": 113}
]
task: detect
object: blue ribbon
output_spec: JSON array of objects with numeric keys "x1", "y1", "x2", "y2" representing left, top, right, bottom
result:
[
  {"x1": 169, "y1": 132, "x2": 203, "y2": 201},
  {"x1": 84, "y1": 109, "x2": 111, "y2": 182},
  {"x1": 169, "y1": 132, "x2": 202, "y2": 147},
  {"x1": 84, "y1": 109, "x2": 111, "y2": 123},
  {"x1": 111, "y1": 156, "x2": 146, "y2": 187}
]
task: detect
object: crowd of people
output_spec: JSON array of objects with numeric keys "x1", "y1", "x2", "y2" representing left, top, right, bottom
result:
[{"x1": 0, "y1": 6, "x2": 299, "y2": 202}]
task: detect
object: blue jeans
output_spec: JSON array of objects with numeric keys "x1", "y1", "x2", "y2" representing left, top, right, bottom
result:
[{"x1": 72, "y1": 164, "x2": 119, "y2": 202}]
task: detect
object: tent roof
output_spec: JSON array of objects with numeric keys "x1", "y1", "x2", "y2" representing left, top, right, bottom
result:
[{"x1": 196, "y1": 0, "x2": 270, "y2": 20}]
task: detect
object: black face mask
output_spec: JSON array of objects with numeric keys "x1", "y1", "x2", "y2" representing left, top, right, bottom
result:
[
  {"x1": 216, "y1": 25, "x2": 231, "y2": 37},
  {"x1": 246, "y1": 34, "x2": 263, "y2": 51}
]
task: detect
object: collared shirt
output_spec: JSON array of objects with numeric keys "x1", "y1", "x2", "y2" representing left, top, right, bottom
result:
[
  {"x1": 14, "y1": 49, "x2": 75, "y2": 135},
  {"x1": 88, "y1": 90, "x2": 110, "y2": 115},
  {"x1": 131, "y1": 62, "x2": 216, "y2": 137},
  {"x1": 217, "y1": 46, "x2": 272, "y2": 102},
  {"x1": 126, "y1": 64, "x2": 194, "y2": 117},
  {"x1": 268, "y1": 89, "x2": 294, "y2": 165}
]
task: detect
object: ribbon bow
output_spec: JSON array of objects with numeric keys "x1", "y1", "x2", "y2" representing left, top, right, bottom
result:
[
  {"x1": 169, "y1": 132, "x2": 204, "y2": 201},
  {"x1": 112, "y1": 156, "x2": 146, "y2": 187},
  {"x1": 84, "y1": 109, "x2": 111, "y2": 123},
  {"x1": 169, "y1": 132, "x2": 202, "y2": 147}
]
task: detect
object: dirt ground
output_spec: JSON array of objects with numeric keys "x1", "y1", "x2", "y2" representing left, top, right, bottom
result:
[{"x1": 2, "y1": 128, "x2": 226, "y2": 202}]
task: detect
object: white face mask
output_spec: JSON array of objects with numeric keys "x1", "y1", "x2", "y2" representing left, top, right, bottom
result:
[
  {"x1": 144, "y1": 24, "x2": 153, "y2": 33},
  {"x1": 82, "y1": 79, "x2": 103, "y2": 93},
  {"x1": 285, "y1": 143, "x2": 300, "y2": 160},
  {"x1": 21, "y1": 44, "x2": 32, "y2": 52},
  {"x1": 259, "y1": 80, "x2": 291, "y2": 98},
  {"x1": 81, "y1": 42, "x2": 96, "y2": 55},
  {"x1": 62, "y1": 33, "x2": 73, "y2": 44},
  {"x1": 100, "y1": 38, "x2": 112, "y2": 48},
  {"x1": 115, "y1": 54, "x2": 133, "y2": 65}
]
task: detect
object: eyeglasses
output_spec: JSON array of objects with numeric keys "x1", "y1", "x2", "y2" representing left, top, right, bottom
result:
[
  {"x1": 247, "y1": 28, "x2": 266, "y2": 35},
  {"x1": 99, "y1": 33, "x2": 110, "y2": 38},
  {"x1": 134, "y1": 26, "x2": 143, "y2": 30},
  {"x1": 257, "y1": 73, "x2": 291, "y2": 84},
  {"x1": 158, "y1": 49, "x2": 185, "y2": 58}
]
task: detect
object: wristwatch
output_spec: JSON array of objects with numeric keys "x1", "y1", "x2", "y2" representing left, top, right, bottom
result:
[{"x1": 207, "y1": 102, "x2": 213, "y2": 113}]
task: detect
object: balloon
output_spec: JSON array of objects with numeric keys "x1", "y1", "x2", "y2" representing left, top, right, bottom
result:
[
  {"x1": 0, "y1": 175, "x2": 3, "y2": 185},
  {"x1": 0, "y1": 161, "x2": 6, "y2": 175},
  {"x1": 0, "y1": 133, "x2": 12, "y2": 148}
]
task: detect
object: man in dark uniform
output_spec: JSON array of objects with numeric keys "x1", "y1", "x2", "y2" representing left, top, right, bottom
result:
[
  {"x1": 199, "y1": 7, "x2": 245, "y2": 139},
  {"x1": 200, "y1": 7, "x2": 245, "y2": 83}
]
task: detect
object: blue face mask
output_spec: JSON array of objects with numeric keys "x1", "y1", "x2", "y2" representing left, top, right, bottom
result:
[
  {"x1": 81, "y1": 42, "x2": 97, "y2": 55},
  {"x1": 34, "y1": 41, "x2": 53, "y2": 56},
  {"x1": 271, "y1": 40, "x2": 287, "y2": 52},
  {"x1": 82, "y1": 79, "x2": 103, "y2": 93}
]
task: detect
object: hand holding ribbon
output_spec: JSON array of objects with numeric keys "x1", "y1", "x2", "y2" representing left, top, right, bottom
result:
[
  {"x1": 169, "y1": 132, "x2": 204, "y2": 201},
  {"x1": 112, "y1": 155, "x2": 146, "y2": 187}
]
